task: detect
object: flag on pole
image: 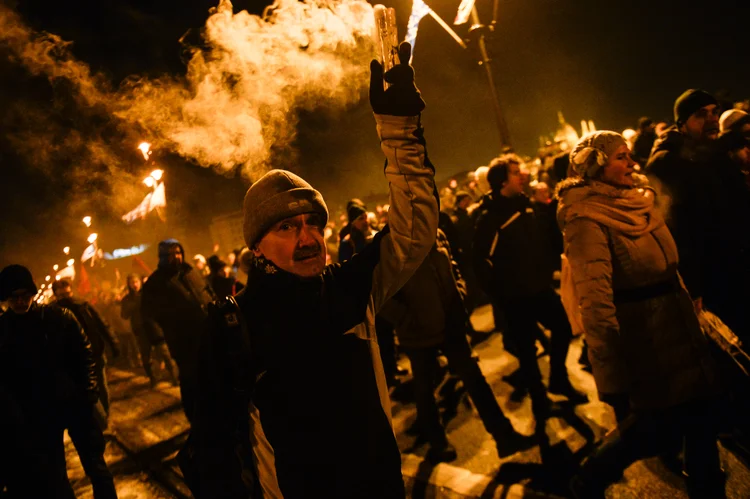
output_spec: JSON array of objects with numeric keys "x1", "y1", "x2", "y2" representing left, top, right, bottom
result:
[
  {"x1": 122, "y1": 182, "x2": 166, "y2": 224},
  {"x1": 454, "y1": 0, "x2": 475, "y2": 25},
  {"x1": 405, "y1": 0, "x2": 432, "y2": 54}
]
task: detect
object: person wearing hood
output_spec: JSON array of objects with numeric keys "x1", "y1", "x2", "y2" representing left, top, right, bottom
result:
[
  {"x1": 186, "y1": 43, "x2": 437, "y2": 498},
  {"x1": 120, "y1": 273, "x2": 179, "y2": 388},
  {"x1": 558, "y1": 131, "x2": 725, "y2": 498},
  {"x1": 141, "y1": 239, "x2": 217, "y2": 421},
  {"x1": 647, "y1": 89, "x2": 750, "y2": 344},
  {"x1": 0, "y1": 265, "x2": 117, "y2": 499},
  {"x1": 472, "y1": 155, "x2": 587, "y2": 424}
]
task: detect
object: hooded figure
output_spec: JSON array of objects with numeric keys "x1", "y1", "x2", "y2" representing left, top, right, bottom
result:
[
  {"x1": 558, "y1": 131, "x2": 725, "y2": 498},
  {"x1": 141, "y1": 239, "x2": 216, "y2": 420}
]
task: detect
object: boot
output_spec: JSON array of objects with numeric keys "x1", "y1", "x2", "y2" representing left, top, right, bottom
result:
[
  {"x1": 494, "y1": 428, "x2": 538, "y2": 458},
  {"x1": 426, "y1": 440, "x2": 458, "y2": 464}
]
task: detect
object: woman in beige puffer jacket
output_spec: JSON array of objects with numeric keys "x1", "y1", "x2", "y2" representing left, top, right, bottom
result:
[{"x1": 557, "y1": 131, "x2": 725, "y2": 499}]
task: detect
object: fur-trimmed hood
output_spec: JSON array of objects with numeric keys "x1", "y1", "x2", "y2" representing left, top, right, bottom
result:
[{"x1": 555, "y1": 178, "x2": 664, "y2": 237}]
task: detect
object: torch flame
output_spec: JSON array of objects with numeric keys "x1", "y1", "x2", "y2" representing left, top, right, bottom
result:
[
  {"x1": 150, "y1": 169, "x2": 164, "y2": 181},
  {"x1": 138, "y1": 142, "x2": 152, "y2": 161},
  {"x1": 87, "y1": 233, "x2": 98, "y2": 244},
  {"x1": 53, "y1": 264, "x2": 59, "y2": 271},
  {"x1": 67, "y1": 259, "x2": 75, "y2": 267},
  {"x1": 82, "y1": 216, "x2": 92, "y2": 227},
  {"x1": 63, "y1": 246, "x2": 70, "y2": 255},
  {"x1": 143, "y1": 176, "x2": 155, "y2": 188}
]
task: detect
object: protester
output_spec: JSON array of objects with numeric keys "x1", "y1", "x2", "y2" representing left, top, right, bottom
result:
[
  {"x1": 647, "y1": 89, "x2": 750, "y2": 343},
  {"x1": 559, "y1": 131, "x2": 725, "y2": 498},
  {"x1": 380, "y1": 230, "x2": 535, "y2": 463},
  {"x1": 187, "y1": 42, "x2": 437, "y2": 498},
  {"x1": 0, "y1": 265, "x2": 117, "y2": 499},
  {"x1": 120, "y1": 274, "x2": 179, "y2": 388},
  {"x1": 631, "y1": 116, "x2": 657, "y2": 166},
  {"x1": 449, "y1": 190, "x2": 481, "y2": 312},
  {"x1": 207, "y1": 255, "x2": 244, "y2": 298},
  {"x1": 473, "y1": 155, "x2": 587, "y2": 424},
  {"x1": 141, "y1": 239, "x2": 216, "y2": 421},
  {"x1": 52, "y1": 278, "x2": 121, "y2": 423}
]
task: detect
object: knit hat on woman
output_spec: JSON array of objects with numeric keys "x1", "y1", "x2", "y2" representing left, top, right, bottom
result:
[
  {"x1": 569, "y1": 131, "x2": 628, "y2": 179},
  {"x1": 243, "y1": 169, "x2": 329, "y2": 248}
]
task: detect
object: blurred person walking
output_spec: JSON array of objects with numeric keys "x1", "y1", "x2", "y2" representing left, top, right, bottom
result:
[
  {"x1": 52, "y1": 279, "x2": 120, "y2": 422},
  {"x1": 141, "y1": 239, "x2": 216, "y2": 421},
  {"x1": 0, "y1": 265, "x2": 117, "y2": 499},
  {"x1": 120, "y1": 274, "x2": 179, "y2": 388},
  {"x1": 473, "y1": 156, "x2": 587, "y2": 424},
  {"x1": 559, "y1": 132, "x2": 725, "y2": 499}
]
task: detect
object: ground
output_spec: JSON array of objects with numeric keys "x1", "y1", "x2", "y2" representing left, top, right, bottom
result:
[{"x1": 65, "y1": 305, "x2": 750, "y2": 498}]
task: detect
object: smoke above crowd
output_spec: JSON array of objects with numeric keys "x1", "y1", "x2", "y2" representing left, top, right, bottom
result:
[{"x1": 0, "y1": 0, "x2": 377, "y2": 182}]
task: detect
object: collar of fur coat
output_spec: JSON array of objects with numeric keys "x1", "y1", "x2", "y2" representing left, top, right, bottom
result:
[{"x1": 555, "y1": 178, "x2": 664, "y2": 237}]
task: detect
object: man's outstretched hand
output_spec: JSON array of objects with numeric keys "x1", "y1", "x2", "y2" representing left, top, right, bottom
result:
[{"x1": 369, "y1": 42, "x2": 425, "y2": 117}]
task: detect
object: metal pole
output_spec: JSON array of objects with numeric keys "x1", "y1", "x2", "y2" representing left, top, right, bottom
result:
[{"x1": 470, "y1": 6, "x2": 511, "y2": 150}]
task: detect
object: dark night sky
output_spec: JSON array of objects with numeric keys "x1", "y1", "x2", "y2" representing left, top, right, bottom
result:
[{"x1": 1, "y1": 0, "x2": 749, "y2": 275}]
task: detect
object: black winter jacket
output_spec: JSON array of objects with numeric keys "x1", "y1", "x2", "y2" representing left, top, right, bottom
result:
[
  {"x1": 121, "y1": 290, "x2": 164, "y2": 345},
  {"x1": 141, "y1": 262, "x2": 216, "y2": 375},
  {"x1": 56, "y1": 297, "x2": 119, "y2": 360},
  {"x1": 472, "y1": 192, "x2": 556, "y2": 299},
  {"x1": 0, "y1": 305, "x2": 97, "y2": 411}
]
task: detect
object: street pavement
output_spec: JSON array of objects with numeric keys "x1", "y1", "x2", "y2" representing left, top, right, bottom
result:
[{"x1": 65, "y1": 304, "x2": 750, "y2": 498}]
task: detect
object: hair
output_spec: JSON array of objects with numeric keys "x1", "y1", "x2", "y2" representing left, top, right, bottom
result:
[
  {"x1": 51, "y1": 279, "x2": 71, "y2": 292},
  {"x1": 637, "y1": 116, "x2": 653, "y2": 131},
  {"x1": 487, "y1": 155, "x2": 518, "y2": 192}
]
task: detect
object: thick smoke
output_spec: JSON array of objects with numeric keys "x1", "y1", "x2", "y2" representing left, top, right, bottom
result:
[{"x1": 1, "y1": 0, "x2": 377, "y2": 184}]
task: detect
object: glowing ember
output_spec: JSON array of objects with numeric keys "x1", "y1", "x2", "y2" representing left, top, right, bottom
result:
[{"x1": 138, "y1": 142, "x2": 152, "y2": 161}]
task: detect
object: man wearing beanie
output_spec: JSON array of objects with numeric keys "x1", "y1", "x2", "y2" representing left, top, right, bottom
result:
[
  {"x1": 338, "y1": 199, "x2": 372, "y2": 263},
  {"x1": 141, "y1": 238, "x2": 217, "y2": 421},
  {"x1": 188, "y1": 42, "x2": 438, "y2": 498},
  {"x1": 647, "y1": 89, "x2": 750, "y2": 343},
  {"x1": 0, "y1": 265, "x2": 117, "y2": 498}
]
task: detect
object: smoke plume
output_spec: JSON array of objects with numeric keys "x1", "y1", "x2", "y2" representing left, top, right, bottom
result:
[{"x1": 1, "y1": 0, "x2": 377, "y2": 183}]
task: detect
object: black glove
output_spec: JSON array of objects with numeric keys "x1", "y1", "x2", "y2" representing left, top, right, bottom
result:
[{"x1": 369, "y1": 42, "x2": 425, "y2": 117}]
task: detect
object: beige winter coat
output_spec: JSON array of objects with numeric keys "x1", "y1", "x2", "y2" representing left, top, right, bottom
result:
[{"x1": 557, "y1": 179, "x2": 720, "y2": 411}]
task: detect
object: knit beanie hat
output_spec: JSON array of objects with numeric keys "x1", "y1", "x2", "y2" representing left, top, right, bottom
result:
[
  {"x1": 719, "y1": 109, "x2": 750, "y2": 134},
  {"x1": 347, "y1": 202, "x2": 367, "y2": 224},
  {"x1": 569, "y1": 131, "x2": 628, "y2": 179},
  {"x1": 673, "y1": 89, "x2": 718, "y2": 125},
  {"x1": 0, "y1": 265, "x2": 37, "y2": 301},
  {"x1": 243, "y1": 169, "x2": 328, "y2": 248}
]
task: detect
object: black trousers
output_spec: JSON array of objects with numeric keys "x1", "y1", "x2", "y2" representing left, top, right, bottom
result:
[
  {"x1": 404, "y1": 328, "x2": 514, "y2": 447},
  {"x1": 579, "y1": 399, "x2": 725, "y2": 498},
  {"x1": 498, "y1": 289, "x2": 573, "y2": 401},
  {"x1": 375, "y1": 315, "x2": 398, "y2": 380},
  {"x1": 137, "y1": 335, "x2": 179, "y2": 384},
  {"x1": 65, "y1": 402, "x2": 118, "y2": 499}
]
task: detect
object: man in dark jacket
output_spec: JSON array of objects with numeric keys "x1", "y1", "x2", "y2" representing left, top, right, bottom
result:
[
  {"x1": 141, "y1": 239, "x2": 216, "y2": 421},
  {"x1": 120, "y1": 274, "x2": 178, "y2": 388},
  {"x1": 380, "y1": 230, "x2": 535, "y2": 463},
  {"x1": 632, "y1": 116, "x2": 657, "y2": 166},
  {"x1": 647, "y1": 89, "x2": 750, "y2": 342},
  {"x1": 473, "y1": 156, "x2": 586, "y2": 421},
  {"x1": 188, "y1": 43, "x2": 437, "y2": 498},
  {"x1": 53, "y1": 279, "x2": 120, "y2": 419},
  {"x1": 0, "y1": 265, "x2": 117, "y2": 499}
]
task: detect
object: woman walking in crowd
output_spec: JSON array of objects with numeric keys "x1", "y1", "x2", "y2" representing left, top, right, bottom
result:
[{"x1": 556, "y1": 131, "x2": 726, "y2": 498}]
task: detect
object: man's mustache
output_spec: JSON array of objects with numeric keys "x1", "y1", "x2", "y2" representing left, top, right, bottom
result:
[{"x1": 293, "y1": 243, "x2": 322, "y2": 261}]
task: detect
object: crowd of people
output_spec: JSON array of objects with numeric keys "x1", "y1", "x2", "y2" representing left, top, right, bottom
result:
[{"x1": 1, "y1": 41, "x2": 749, "y2": 499}]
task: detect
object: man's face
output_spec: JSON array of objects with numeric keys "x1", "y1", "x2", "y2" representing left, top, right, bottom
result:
[
  {"x1": 168, "y1": 246, "x2": 183, "y2": 266},
  {"x1": 682, "y1": 104, "x2": 720, "y2": 141},
  {"x1": 533, "y1": 184, "x2": 550, "y2": 204},
  {"x1": 655, "y1": 122, "x2": 669, "y2": 136},
  {"x1": 351, "y1": 213, "x2": 369, "y2": 234},
  {"x1": 252, "y1": 213, "x2": 327, "y2": 278},
  {"x1": 501, "y1": 163, "x2": 525, "y2": 196},
  {"x1": 7, "y1": 291, "x2": 34, "y2": 314},
  {"x1": 128, "y1": 277, "x2": 141, "y2": 292},
  {"x1": 458, "y1": 196, "x2": 472, "y2": 209},
  {"x1": 54, "y1": 284, "x2": 73, "y2": 300}
]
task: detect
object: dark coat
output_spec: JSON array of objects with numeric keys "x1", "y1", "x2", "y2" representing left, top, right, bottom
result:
[
  {"x1": 472, "y1": 192, "x2": 556, "y2": 299},
  {"x1": 0, "y1": 304, "x2": 97, "y2": 412},
  {"x1": 120, "y1": 290, "x2": 164, "y2": 345},
  {"x1": 141, "y1": 262, "x2": 216, "y2": 375},
  {"x1": 379, "y1": 230, "x2": 467, "y2": 349},
  {"x1": 56, "y1": 297, "x2": 119, "y2": 361}
]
